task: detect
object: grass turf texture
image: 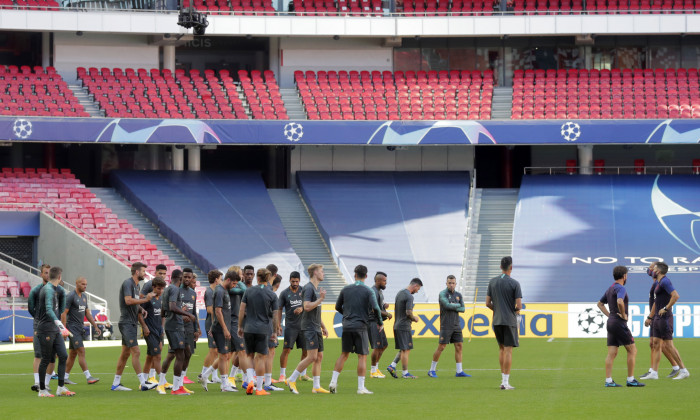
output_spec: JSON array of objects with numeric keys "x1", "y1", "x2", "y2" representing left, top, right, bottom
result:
[{"x1": 0, "y1": 337, "x2": 697, "y2": 419}]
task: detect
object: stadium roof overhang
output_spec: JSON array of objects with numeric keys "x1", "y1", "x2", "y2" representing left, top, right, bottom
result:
[
  {"x1": 0, "y1": 9, "x2": 698, "y2": 37},
  {"x1": 2, "y1": 117, "x2": 699, "y2": 146}
]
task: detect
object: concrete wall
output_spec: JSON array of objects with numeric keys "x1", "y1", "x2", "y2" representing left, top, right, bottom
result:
[
  {"x1": 37, "y1": 213, "x2": 130, "y2": 323},
  {"x1": 291, "y1": 145, "x2": 475, "y2": 183},
  {"x1": 279, "y1": 37, "x2": 393, "y2": 88},
  {"x1": 53, "y1": 32, "x2": 159, "y2": 83}
]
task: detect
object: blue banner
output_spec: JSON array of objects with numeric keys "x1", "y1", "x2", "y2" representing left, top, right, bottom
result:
[
  {"x1": 513, "y1": 175, "x2": 700, "y2": 303},
  {"x1": 3, "y1": 117, "x2": 700, "y2": 145}
]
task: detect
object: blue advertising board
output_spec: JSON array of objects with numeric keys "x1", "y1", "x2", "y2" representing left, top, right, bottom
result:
[{"x1": 3, "y1": 117, "x2": 700, "y2": 145}]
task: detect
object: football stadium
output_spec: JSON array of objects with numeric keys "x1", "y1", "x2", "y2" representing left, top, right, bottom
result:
[{"x1": 1, "y1": 1, "x2": 700, "y2": 417}]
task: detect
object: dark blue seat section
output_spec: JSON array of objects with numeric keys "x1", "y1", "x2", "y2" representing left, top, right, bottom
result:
[
  {"x1": 513, "y1": 174, "x2": 700, "y2": 303},
  {"x1": 297, "y1": 171, "x2": 469, "y2": 303},
  {"x1": 112, "y1": 170, "x2": 301, "y2": 275}
]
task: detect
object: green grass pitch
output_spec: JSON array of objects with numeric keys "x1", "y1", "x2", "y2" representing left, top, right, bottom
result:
[{"x1": 1, "y1": 337, "x2": 698, "y2": 419}]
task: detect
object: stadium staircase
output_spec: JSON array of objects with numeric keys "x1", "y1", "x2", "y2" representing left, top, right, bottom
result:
[
  {"x1": 268, "y1": 189, "x2": 345, "y2": 300},
  {"x1": 281, "y1": 88, "x2": 307, "y2": 120},
  {"x1": 91, "y1": 188, "x2": 207, "y2": 280},
  {"x1": 461, "y1": 188, "x2": 518, "y2": 303},
  {"x1": 491, "y1": 86, "x2": 513, "y2": 120},
  {"x1": 68, "y1": 84, "x2": 103, "y2": 118}
]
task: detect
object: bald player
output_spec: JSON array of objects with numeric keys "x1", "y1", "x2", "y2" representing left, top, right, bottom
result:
[{"x1": 62, "y1": 277, "x2": 101, "y2": 385}]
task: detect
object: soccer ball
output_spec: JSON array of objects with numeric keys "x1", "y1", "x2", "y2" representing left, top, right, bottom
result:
[
  {"x1": 561, "y1": 121, "x2": 581, "y2": 142},
  {"x1": 283, "y1": 122, "x2": 304, "y2": 142},
  {"x1": 577, "y1": 308, "x2": 605, "y2": 335},
  {"x1": 12, "y1": 119, "x2": 32, "y2": 139}
]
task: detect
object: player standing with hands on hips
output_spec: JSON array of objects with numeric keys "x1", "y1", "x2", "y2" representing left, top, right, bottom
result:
[
  {"x1": 597, "y1": 265, "x2": 644, "y2": 388},
  {"x1": 486, "y1": 257, "x2": 522, "y2": 390}
]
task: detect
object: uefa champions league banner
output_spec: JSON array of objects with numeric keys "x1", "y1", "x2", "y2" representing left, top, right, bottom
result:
[
  {"x1": 513, "y1": 174, "x2": 700, "y2": 305},
  {"x1": 4, "y1": 116, "x2": 700, "y2": 145}
]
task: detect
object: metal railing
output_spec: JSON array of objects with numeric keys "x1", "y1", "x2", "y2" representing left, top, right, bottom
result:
[
  {"x1": 524, "y1": 165, "x2": 700, "y2": 176},
  {"x1": 459, "y1": 169, "x2": 476, "y2": 294}
]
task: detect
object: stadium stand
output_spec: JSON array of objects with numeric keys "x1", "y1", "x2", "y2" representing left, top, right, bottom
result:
[
  {"x1": 296, "y1": 171, "x2": 469, "y2": 302},
  {"x1": 110, "y1": 170, "x2": 302, "y2": 275},
  {"x1": 182, "y1": 0, "x2": 275, "y2": 15},
  {"x1": 296, "y1": 69, "x2": 493, "y2": 120},
  {"x1": 512, "y1": 174, "x2": 700, "y2": 302},
  {"x1": 0, "y1": 65, "x2": 87, "y2": 118},
  {"x1": 77, "y1": 67, "x2": 287, "y2": 120},
  {"x1": 0, "y1": 168, "x2": 179, "y2": 279},
  {"x1": 10, "y1": 0, "x2": 60, "y2": 10},
  {"x1": 512, "y1": 68, "x2": 700, "y2": 120}
]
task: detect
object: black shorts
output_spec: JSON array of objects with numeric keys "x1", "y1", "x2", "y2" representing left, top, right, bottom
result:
[
  {"x1": 268, "y1": 334, "x2": 279, "y2": 349},
  {"x1": 651, "y1": 315, "x2": 673, "y2": 341},
  {"x1": 368, "y1": 324, "x2": 388, "y2": 349},
  {"x1": 185, "y1": 330, "x2": 196, "y2": 352},
  {"x1": 68, "y1": 327, "x2": 85, "y2": 350},
  {"x1": 230, "y1": 327, "x2": 245, "y2": 352},
  {"x1": 607, "y1": 320, "x2": 635, "y2": 347},
  {"x1": 283, "y1": 327, "x2": 305, "y2": 350},
  {"x1": 33, "y1": 331, "x2": 42, "y2": 358},
  {"x1": 146, "y1": 332, "x2": 163, "y2": 356},
  {"x1": 302, "y1": 330, "x2": 324, "y2": 352},
  {"x1": 119, "y1": 323, "x2": 139, "y2": 348},
  {"x1": 211, "y1": 329, "x2": 230, "y2": 354},
  {"x1": 493, "y1": 325, "x2": 519, "y2": 348},
  {"x1": 165, "y1": 330, "x2": 186, "y2": 351},
  {"x1": 394, "y1": 329, "x2": 413, "y2": 351},
  {"x1": 244, "y1": 332, "x2": 269, "y2": 355},
  {"x1": 439, "y1": 329, "x2": 463, "y2": 345},
  {"x1": 341, "y1": 330, "x2": 369, "y2": 355},
  {"x1": 207, "y1": 330, "x2": 217, "y2": 349}
]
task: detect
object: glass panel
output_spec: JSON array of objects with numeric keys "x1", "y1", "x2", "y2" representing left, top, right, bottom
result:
[
  {"x1": 650, "y1": 46, "x2": 681, "y2": 69},
  {"x1": 393, "y1": 48, "x2": 421, "y2": 72}
]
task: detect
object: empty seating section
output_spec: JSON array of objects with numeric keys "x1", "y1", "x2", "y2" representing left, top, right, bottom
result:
[
  {"x1": 182, "y1": 0, "x2": 274, "y2": 15},
  {"x1": 513, "y1": 175, "x2": 700, "y2": 302},
  {"x1": 0, "y1": 271, "x2": 25, "y2": 299},
  {"x1": 2, "y1": 0, "x2": 59, "y2": 10},
  {"x1": 0, "y1": 168, "x2": 179, "y2": 279},
  {"x1": 297, "y1": 171, "x2": 470, "y2": 302},
  {"x1": 296, "y1": 69, "x2": 493, "y2": 120},
  {"x1": 0, "y1": 65, "x2": 87, "y2": 118},
  {"x1": 238, "y1": 70, "x2": 288, "y2": 119},
  {"x1": 512, "y1": 68, "x2": 700, "y2": 120},
  {"x1": 78, "y1": 67, "x2": 251, "y2": 119},
  {"x1": 513, "y1": 0, "x2": 583, "y2": 14},
  {"x1": 111, "y1": 170, "x2": 302, "y2": 275}
]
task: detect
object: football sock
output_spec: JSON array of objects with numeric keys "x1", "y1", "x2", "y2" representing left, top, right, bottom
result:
[
  {"x1": 680, "y1": 368, "x2": 689, "y2": 374},
  {"x1": 45, "y1": 375, "x2": 50, "y2": 387},
  {"x1": 256, "y1": 375, "x2": 264, "y2": 391},
  {"x1": 172, "y1": 376, "x2": 180, "y2": 391},
  {"x1": 84, "y1": 370, "x2": 91, "y2": 379},
  {"x1": 402, "y1": 370, "x2": 408, "y2": 376},
  {"x1": 330, "y1": 371, "x2": 340, "y2": 386},
  {"x1": 502, "y1": 373, "x2": 509, "y2": 385},
  {"x1": 149, "y1": 369, "x2": 156, "y2": 378},
  {"x1": 159, "y1": 373, "x2": 166, "y2": 386},
  {"x1": 393, "y1": 353, "x2": 401, "y2": 364},
  {"x1": 220, "y1": 375, "x2": 228, "y2": 389},
  {"x1": 247, "y1": 368, "x2": 256, "y2": 384},
  {"x1": 212, "y1": 371, "x2": 220, "y2": 381},
  {"x1": 605, "y1": 377, "x2": 613, "y2": 383},
  {"x1": 202, "y1": 366, "x2": 214, "y2": 378},
  {"x1": 182, "y1": 369, "x2": 187, "y2": 378},
  {"x1": 301, "y1": 368, "x2": 308, "y2": 376},
  {"x1": 456, "y1": 363, "x2": 463, "y2": 373},
  {"x1": 137, "y1": 373, "x2": 146, "y2": 386},
  {"x1": 64, "y1": 373, "x2": 70, "y2": 380},
  {"x1": 358, "y1": 376, "x2": 365, "y2": 390},
  {"x1": 280, "y1": 367, "x2": 286, "y2": 377},
  {"x1": 672, "y1": 365, "x2": 679, "y2": 370},
  {"x1": 34, "y1": 373, "x2": 39, "y2": 384},
  {"x1": 229, "y1": 365, "x2": 237, "y2": 378},
  {"x1": 264, "y1": 373, "x2": 272, "y2": 387},
  {"x1": 371, "y1": 365, "x2": 377, "y2": 373},
  {"x1": 313, "y1": 376, "x2": 321, "y2": 389},
  {"x1": 389, "y1": 361, "x2": 397, "y2": 368},
  {"x1": 430, "y1": 361, "x2": 438, "y2": 371},
  {"x1": 112, "y1": 375, "x2": 121, "y2": 387},
  {"x1": 288, "y1": 370, "x2": 301, "y2": 383},
  {"x1": 627, "y1": 376, "x2": 635, "y2": 382},
  {"x1": 201, "y1": 366, "x2": 208, "y2": 375}
]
